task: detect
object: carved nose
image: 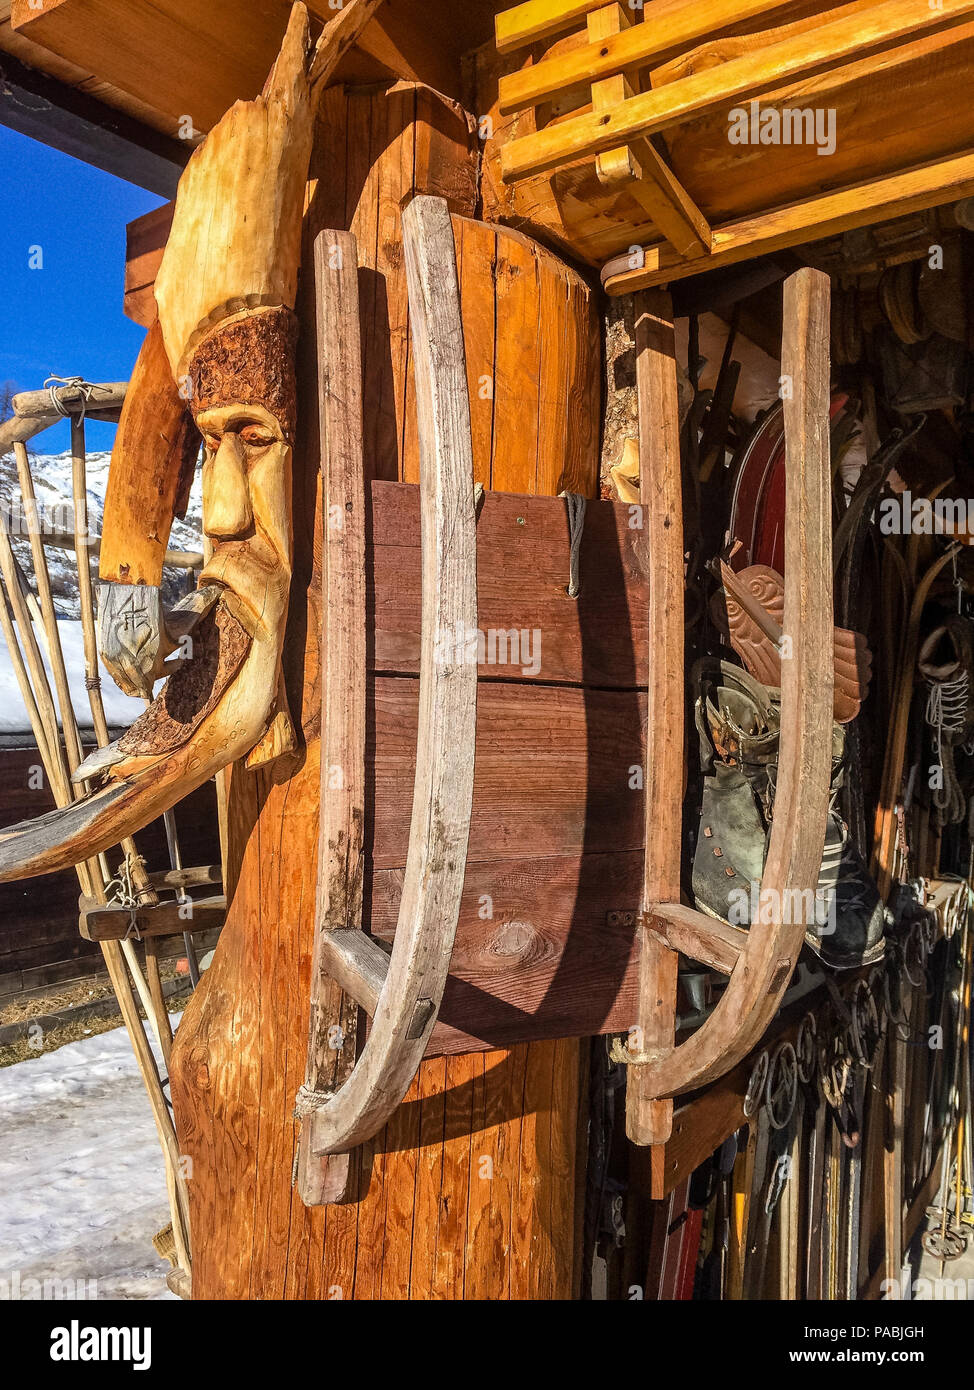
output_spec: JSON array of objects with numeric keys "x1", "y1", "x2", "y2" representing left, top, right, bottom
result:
[{"x1": 204, "y1": 435, "x2": 253, "y2": 539}]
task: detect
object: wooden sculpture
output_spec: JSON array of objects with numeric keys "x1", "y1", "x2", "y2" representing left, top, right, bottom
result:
[{"x1": 0, "y1": 2, "x2": 384, "y2": 882}]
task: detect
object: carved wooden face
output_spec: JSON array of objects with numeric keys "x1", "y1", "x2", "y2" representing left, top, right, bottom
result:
[{"x1": 195, "y1": 402, "x2": 293, "y2": 639}]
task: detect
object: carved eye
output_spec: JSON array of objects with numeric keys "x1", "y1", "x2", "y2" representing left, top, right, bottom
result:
[{"x1": 241, "y1": 425, "x2": 275, "y2": 447}]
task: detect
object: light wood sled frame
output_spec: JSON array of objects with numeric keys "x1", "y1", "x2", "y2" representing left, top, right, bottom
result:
[
  {"x1": 626, "y1": 266, "x2": 834, "y2": 1146},
  {"x1": 297, "y1": 196, "x2": 477, "y2": 1201}
]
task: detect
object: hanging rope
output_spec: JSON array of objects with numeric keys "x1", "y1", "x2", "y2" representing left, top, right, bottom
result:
[
  {"x1": 560, "y1": 491, "x2": 587, "y2": 599},
  {"x1": 926, "y1": 672, "x2": 969, "y2": 825}
]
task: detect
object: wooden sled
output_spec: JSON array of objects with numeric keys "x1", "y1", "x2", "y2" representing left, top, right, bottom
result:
[
  {"x1": 295, "y1": 197, "x2": 835, "y2": 1197},
  {"x1": 626, "y1": 268, "x2": 834, "y2": 1150}
]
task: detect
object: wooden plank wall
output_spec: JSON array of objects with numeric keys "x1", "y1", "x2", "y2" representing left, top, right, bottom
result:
[
  {"x1": 369, "y1": 483, "x2": 648, "y2": 1057},
  {"x1": 169, "y1": 81, "x2": 601, "y2": 1300}
]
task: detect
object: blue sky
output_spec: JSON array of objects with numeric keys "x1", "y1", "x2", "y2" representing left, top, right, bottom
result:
[{"x1": 0, "y1": 125, "x2": 165, "y2": 453}]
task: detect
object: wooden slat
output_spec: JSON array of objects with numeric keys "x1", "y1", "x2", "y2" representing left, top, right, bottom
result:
[
  {"x1": 317, "y1": 929, "x2": 390, "y2": 1017},
  {"x1": 369, "y1": 481, "x2": 649, "y2": 686},
  {"x1": 495, "y1": 0, "x2": 613, "y2": 53},
  {"x1": 495, "y1": 0, "x2": 798, "y2": 60},
  {"x1": 649, "y1": 902, "x2": 747, "y2": 976},
  {"x1": 371, "y1": 851, "x2": 642, "y2": 1055},
  {"x1": 500, "y1": 0, "x2": 974, "y2": 180},
  {"x1": 369, "y1": 679, "x2": 645, "y2": 869},
  {"x1": 306, "y1": 195, "x2": 477, "y2": 1156},
  {"x1": 603, "y1": 148, "x2": 974, "y2": 295},
  {"x1": 297, "y1": 228, "x2": 368, "y2": 1206},
  {"x1": 626, "y1": 288, "x2": 683, "y2": 1148}
]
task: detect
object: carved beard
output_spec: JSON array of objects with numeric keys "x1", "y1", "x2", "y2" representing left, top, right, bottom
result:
[{"x1": 0, "y1": 314, "x2": 296, "y2": 883}]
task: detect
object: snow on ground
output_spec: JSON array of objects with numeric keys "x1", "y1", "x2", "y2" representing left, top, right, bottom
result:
[
  {"x1": 0, "y1": 1024, "x2": 177, "y2": 1300},
  {"x1": 0, "y1": 619, "x2": 146, "y2": 733}
]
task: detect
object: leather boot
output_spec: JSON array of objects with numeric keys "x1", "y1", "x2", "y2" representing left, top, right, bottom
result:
[
  {"x1": 692, "y1": 661, "x2": 886, "y2": 969},
  {"x1": 691, "y1": 662, "x2": 778, "y2": 928}
]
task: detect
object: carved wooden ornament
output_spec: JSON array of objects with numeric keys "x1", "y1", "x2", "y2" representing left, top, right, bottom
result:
[
  {"x1": 0, "y1": 4, "x2": 330, "y2": 882},
  {"x1": 716, "y1": 562, "x2": 871, "y2": 724}
]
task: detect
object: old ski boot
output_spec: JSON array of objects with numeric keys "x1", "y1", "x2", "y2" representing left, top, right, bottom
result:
[
  {"x1": 803, "y1": 726, "x2": 887, "y2": 970},
  {"x1": 691, "y1": 661, "x2": 777, "y2": 926},
  {"x1": 692, "y1": 661, "x2": 885, "y2": 967}
]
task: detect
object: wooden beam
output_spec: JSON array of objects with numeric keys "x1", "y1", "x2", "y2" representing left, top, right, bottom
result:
[
  {"x1": 10, "y1": 0, "x2": 298, "y2": 133},
  {"x1": 603, "y1": 148, "x2": 974, "y2": 295},
  {"x1": 0, "y1": 47, "x2": 186, "y2": 197},
  {"x1": 79, "y1": 894, "x2": 226, "y2": 941},
  {"x1": 626, "y1": 288, "x2": 683, "y2": 1148},
  {"x1": 585, "y1": 3, "x2": 711, "y2": 259},
  {"x1": 12, "y1": 382, "x2": 127, "y2": 418},
  {"x1": 648, "y1": 902, "x2": 748, "y2": 976},
  {"x1": 625, "y1": 141, "x2": 712, "y2": 260},
  {"x1": 495, "y1": 0, "x2": 798, "y2": 60},
  {"x1": 500, "y1": 0, "x2": 974, "y2": 181},
  {"x1": 317, "y1": 929, "x2": 390, "y2": 1017}
]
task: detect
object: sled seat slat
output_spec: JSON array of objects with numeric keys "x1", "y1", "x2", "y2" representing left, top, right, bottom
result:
[{"x1": 647, "y1": 903, "x2": 748, "y2": 977}]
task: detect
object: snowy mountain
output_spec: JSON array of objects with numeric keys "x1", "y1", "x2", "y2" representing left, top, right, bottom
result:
[
  {"x1": 0, "y1": 447, "x2": 203, "y2": 619},
  {"x1": 0, "y1": 446, "x2": 203, "y2": 734}
]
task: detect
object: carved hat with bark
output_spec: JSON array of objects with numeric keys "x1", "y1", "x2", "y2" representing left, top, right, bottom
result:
[{"x1": 153, "y1": 3, "x2": 315, "y2": 440}]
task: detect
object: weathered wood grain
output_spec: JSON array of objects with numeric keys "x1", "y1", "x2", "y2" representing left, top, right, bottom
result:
[
  {"x1": 368, "y1": 678, "x2": 646, "y2": 868},
  {"x1": 369, "y1": 481, "x2": 648, "y2": 686},
  {"x1": 626, "y1": 288, "x2": 683, "y2": 1147},
  {"x1": 297, "y1": 227, "x2": 368, "y2": 1204},
  {"x1": 371, "y1": 851, "x2": 641, "y2": 1054},
  {"x1": 304, "y1": 194, "x2": 477, "y2": 1156}
]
